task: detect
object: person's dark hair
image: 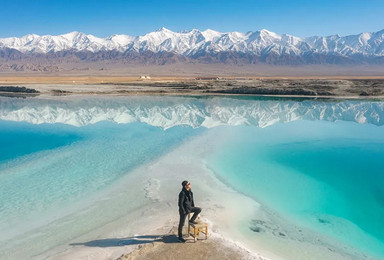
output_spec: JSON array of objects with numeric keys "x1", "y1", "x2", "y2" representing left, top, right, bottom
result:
[{"x1": 182, "y1": 180, "x2": 189, "y2": 187}]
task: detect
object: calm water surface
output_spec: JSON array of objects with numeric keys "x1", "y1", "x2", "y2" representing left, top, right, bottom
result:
[
  {"x1": 207, "y1": 121, "x2": 384, "y2": 258},
  {"x1": 0, "y1": 95, "x2": 383, "y2": 258}
]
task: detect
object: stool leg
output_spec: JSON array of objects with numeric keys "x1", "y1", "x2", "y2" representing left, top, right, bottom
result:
[{"x1": 188, "y1": 213, "x2": 191, "y2": 237}]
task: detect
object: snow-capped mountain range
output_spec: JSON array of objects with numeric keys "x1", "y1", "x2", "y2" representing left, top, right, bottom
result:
[
  {"x1": 0, "y1": 96, "x2": 383, "y2": 128},
  {"x1": 1, "y1": 28, "x2": 384, "y2": 64}
]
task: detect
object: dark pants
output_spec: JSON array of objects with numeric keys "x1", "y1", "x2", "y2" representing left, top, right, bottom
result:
[{"x1": 178, "y1": 207, "x2": 202, "y2": 238}]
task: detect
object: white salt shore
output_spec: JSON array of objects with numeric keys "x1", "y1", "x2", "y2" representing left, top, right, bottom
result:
[{"x1": 27, "y1": 128, "x2": 370, "y2": 260}]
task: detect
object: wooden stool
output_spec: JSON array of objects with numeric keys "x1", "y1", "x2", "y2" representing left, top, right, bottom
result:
[{"x1": 187, "y1": 213, "x2": 208, "y2": 242}]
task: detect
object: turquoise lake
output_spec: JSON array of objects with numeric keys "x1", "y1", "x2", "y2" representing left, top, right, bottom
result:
[
  {"x1": 0, "y1": 120, "x2": 200, "y2": 243},
  {"x1": 0, "y1": 95, "x2": 383, "y2": 259},
  {"x1": 207, "y1": 121, "x2": 384, "y2": 258}
]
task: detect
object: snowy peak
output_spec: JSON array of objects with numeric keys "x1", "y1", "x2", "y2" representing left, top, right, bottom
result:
[
  {"x1": 0, "y1": 31, "x2": 136, "y2": 53},
  {"x1": 155, "y1": 27, "x2": 172, "y2": 32},
  {"x1": 201, "y1": 29, "x2": 222, "y2": 41},
  {"x1": 60, "y1": 31, "x2": 85, "y2": 41},
  {"x1": 106, "y1": 34, "x2": 135, "y2": 45},
  {"x1": 259, "y1": 29, "x2": 281, "y2": 39},
  {"x1": 304, "y1": 30, "x2": 384, "y2": 55},
  {"x1": 0, "y1": 28, "x2": 383, "y2": 63}
]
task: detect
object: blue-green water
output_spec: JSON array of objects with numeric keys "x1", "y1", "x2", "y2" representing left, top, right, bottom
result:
[
  {"x1": 0, "y1": 121, "x2": 81, "y2": 163},
  {"x1": 0, "y1": 119, "x2": 202, "y2": 244},
  {"x1": 207, "y1": 121, "x2": 384, "y2": 258},
  {"x1": 1, "y1": 95, "x2": 384, "y2": 259}
]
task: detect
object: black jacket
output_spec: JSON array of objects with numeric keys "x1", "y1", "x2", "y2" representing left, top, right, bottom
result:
[{"x1": 178, "y1": 188, "x2": 195, "y2": 214}]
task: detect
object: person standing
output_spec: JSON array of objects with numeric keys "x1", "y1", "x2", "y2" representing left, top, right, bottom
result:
[{"x1": 178, "y1": 180, "x2": 202, "y2": 242}]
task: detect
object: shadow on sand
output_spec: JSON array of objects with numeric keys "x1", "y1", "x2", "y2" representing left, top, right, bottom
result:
[{"x1": 70, "y1": 234, "x2": 181, "y2": 248}]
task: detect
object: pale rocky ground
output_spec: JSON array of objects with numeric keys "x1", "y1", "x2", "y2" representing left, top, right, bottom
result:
[
  {"x1": 1, "y1": 63, "x2": 384, "y2": 98},
  {"x1": 1, "y1": 62, "x2": 384, "y2": 77},
  {"x1": 117, "y1": 227, "x2": 261, "y2": 260},
  {"x1": 1, "y1": 77, "x2": 384, "y2": 98}
]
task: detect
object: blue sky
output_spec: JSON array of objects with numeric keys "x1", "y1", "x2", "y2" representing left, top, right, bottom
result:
[{"x1": 1, "y1": 0, "x2": 383, "y2": 38}]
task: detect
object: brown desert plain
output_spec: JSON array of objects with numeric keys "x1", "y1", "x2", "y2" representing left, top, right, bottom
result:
[{"x1": 1, "y1": 64, "x2": 384, "y2": 98}]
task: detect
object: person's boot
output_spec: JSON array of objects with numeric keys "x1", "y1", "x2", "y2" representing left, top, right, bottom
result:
[{"x1": 178, "y1": 237, "x2": 186, "y2": 243}]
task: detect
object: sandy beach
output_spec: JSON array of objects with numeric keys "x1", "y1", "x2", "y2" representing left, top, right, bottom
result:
[{"x1": 9, "y1": 128, "x2": 367, "y2": 260}]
